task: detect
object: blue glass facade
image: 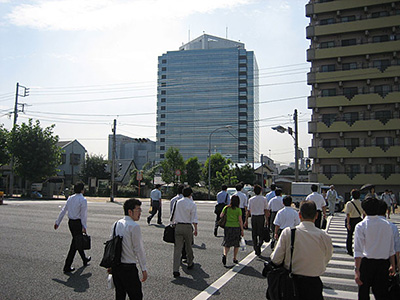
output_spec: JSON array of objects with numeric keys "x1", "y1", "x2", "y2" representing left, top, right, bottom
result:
[{"x1": 156, "y1": 35, "x2": 259, "y2": 164}]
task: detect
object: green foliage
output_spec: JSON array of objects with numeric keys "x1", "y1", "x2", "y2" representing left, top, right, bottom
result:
[
  {"x1": 233, "y1": 163, "x2": 255, "y2": 184},
  {"x1": 9, "y1": 119, "x2": 61, "y2": 182},
  {"x1": 280, "y1": 167, "x2": 294, "y2": 175},
  {"x1": 160, "y1": 147, "x2": 185, "y2": 185},
  {"x1": 0, "y1": 125, "x2": 10, "y2": 166},
  {"x1": 129, "y1": 163, "x2": 161, "y2": 189},
  {"x1": 79, "y1": 153, "x2": 110, "y2": 184},
  {"x1": 203, "y1": 153, "x2": 232, "y2": 193},
  {"x1": 185, "y1": 157, "x2": 201, "y2": 186}
]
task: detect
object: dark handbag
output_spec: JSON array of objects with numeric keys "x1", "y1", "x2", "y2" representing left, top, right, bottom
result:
[
  {"x1": 218, "y1": 207, "x2": 228, "y2": 228},
  {"x1": 163, "y1": 200, "x2": 177, "y2": 243},
  {"x1": 321, "y1": 218, "x2": 327, "y2": 230},
  {"x1": 266, "y1": 228, "x2": 299, "y2": 300},
  {"x1": 389, "y1": 273, "x2": 400, "y2": 300},
  {"x1": 214, "y1": 203, "x2": 225, "y2": 215},
  {"x1": 75, "y1": 233, "x2": 91, "y2": 250},
  {"x1": 99, "y1": 222, "x2": 123, "y2": 268},
  {"x1": 263, "y1": 226, "x2": 271, "y2": 242}
]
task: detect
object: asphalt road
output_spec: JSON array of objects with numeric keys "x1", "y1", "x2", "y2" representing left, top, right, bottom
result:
[{"x1": 0, "y1": 199, "x2": 270, "y2": 300}]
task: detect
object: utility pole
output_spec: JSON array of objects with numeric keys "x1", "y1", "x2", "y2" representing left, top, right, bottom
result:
[
  {"x1": 294, "y1": 109, "x2": 299, "y2": 182},
  {"x1": 8, "y1": 83, "x2": 29, "y2": 197},
  {"x1": 110, "y1": 119, "x2": 116, "y2": 202}
]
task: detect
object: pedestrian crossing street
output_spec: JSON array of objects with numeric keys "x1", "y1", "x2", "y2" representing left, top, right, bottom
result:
[{"x1": 322, "y1": 213, "x2": 400, "y2": 300}]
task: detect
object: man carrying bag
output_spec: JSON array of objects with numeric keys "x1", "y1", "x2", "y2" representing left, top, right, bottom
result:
[{"x1": 214, "y1": 185, "x2": 230, "y2": 237}]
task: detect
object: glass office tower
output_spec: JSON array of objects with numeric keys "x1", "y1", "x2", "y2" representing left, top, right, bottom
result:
[{"x1": 156, "y1": 34, "x2": 259, "y2": 164}]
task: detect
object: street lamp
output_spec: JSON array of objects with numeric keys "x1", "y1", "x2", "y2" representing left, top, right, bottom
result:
[
  {"x1": 272, "y1": 109, "x2": 299, "y2": 182},
  {"x1": 208, "y1": 125, "x2": 232, "y2": 199}
]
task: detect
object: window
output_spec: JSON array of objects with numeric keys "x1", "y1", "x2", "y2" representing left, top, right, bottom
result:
[
  {"x1": 161, "y1": 106, "x2": 166, "y2": 110},
  {"x1": 376, "y1": 137, "x2": 394, "y2": 151},
  {"x1": 344, "y1": 112, "x2": 359, "y2": 125},
  {"x1": 239, "y1": 137, "x2": 247, "y2": 141},
  {"x1": 372, "y1": 11, "x2": 389, "y2": 18},
  {"x1": 374, "y1": 85, "x2": 392, "y2": 97},
  {"x1": 341, "y1": 39, "x2": 356, "y2": 47},
  {"x1": 373, "y1": 60, "x2": 390, "y2": 71},
  {"x1": 320, "y1": 18, "x2": 335, "y2": 25},
  {"x1": 160, "y1": 146, "x2": 165, "y2": 151},
  {"x1": 161, "y1": 90, "x2": 166, "y2": 95},
  {"x1": 61, "y1": 154, "x2": 66, "y2": 164},
  {"x1": 70, "y1": 154, "x2": 80, "y2": 165},
  {"x1": 342, "y1": 62, "x2": 357, "y2": 70},
  {"x1": 160, "y1": 154, "x2": 165, "y2": 159},
  {"x1": 160, "y1": 138, "x2": 165, "y2": 142},
  {"x1": 320, "y1": 64, "x2": 335, "y2": 72},
  {"x1": 321, "y1": 88, "x2": 336, "y2": 97},
  {"x1": 161, "y1": 114, "x2": 165, "y2": 118},
  {"x1": 161, "y1": 82, "x2": 166, "y2": 87},
  {"x1": 161, "y1": 75, "x2": 166, "y2": 79},
  {"x1": 322, "y1": 139, "x2": 337, "y2": 152},
  {"x1": 344, "y1": 138, "x2": 359, "y2": 151},
  {"x1": 345, "y1": 164, "x2": 360, "y2": 179},
  {"x1": 160, "y1": 122, "x2": 165, "y2": 126},
  {"x1": 341, "y1": 15, "x2": 356, "y2": 22},
  {"x1": 161, "y1": 67, "x2": 166, "y2": 71},
  {"x1": 343, "y1": 87, "x2": 358, "y2": 99},
  {"x1": 375, "y1": 110, "x2": 391, "y2": 124},
  {"x1": 162, "y1": 59, "x2": 167, "y2": 63},
  {"x1": 320, "y1": 41, "x2": 335, "y2": 48},
  {"x1": 322, "y1": 114, "x2": 337, "y2": 126},
  {"x1": 376, "y1": 164, "x2": 394, "y2": 179},
  {"x1": 160, "y1": 130, "x2": 165, "y2": 134},
  {"x1": 323, "y1": 165, "x2": 338, "y2": 179},
  {"x1": 161, "y1": 98, "x2": 166, "y2": 103},
  {"x1": 372, "y1": 35, "x2": 389, "y2": 43}
]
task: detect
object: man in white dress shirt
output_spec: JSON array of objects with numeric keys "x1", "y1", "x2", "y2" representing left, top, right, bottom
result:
[
  {"x1": 271, "y1": 201, "x2": 333, "y2": 300},
  {"x1": 268, "y1": 188, "x2": 284, "y2": 249},
  {"x1": 354, "y1": 197, "x2": 395, "y2": 300},
  {"x1": 54, "y1": 182, "x2": 91, "y2": 273},
  {"x1": 147, "y1": 184, "x2": 162, "y2": 225},
  {"x1": 112, "y1": 199, "x2": 147, "y2": 300},
  {"x1": 172, "y1": 186, "x2": 198, "y2": 278},
  {"x1": 234, "y1": 183, "x2": 248, "y2": 227},
  {"x1": 305, "y1": 184, "x2": 326, "y2": 228},
  {"x1": 273, "y1": 195, "x2": 300, "y2": 240},
  {"x1": 325, "y1": 185, "x2": 338, "y2": 216},
  {"x1": 248, "y1": 184, "x2": 269, "y2": 256}
]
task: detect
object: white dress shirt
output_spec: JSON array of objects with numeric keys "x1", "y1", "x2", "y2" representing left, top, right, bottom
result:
[
  {"x1": 113, "y1": 216, "x2": 147, "y2": 271},
  {"x1": 150, "y1": 188, "x2": 162, "y2": 201},
  {"x1": 379, "y1": 216, "x2": 400, "y2": 253},
  {"x1": 170, "y1": 194, "x2": 183, "y2": 214},
  {"x1": 269, "y1": 196, "x2": 284, "y2": 212},
  {"x1": 234, "y1": 191, "x2": 248, "y2": 209},
  {"x1": 271, "y1": 221, "x2": 333, "y2": 277},
  {"x1": 354, "y1": 216, "x2": 395, "y2": 259},
  {"x1": 173, "y1": 197, "x2": 198, "y2": 224},
  {"x1": 326, "y1": 189, "x2": 338, "y2": 201},
  {"x1": 55, "y1": 193, "x2": 88, "y2": 229},
  {"x1": 248, "y1": 195, "x2": 268, "y2": 215},
  {"x1": 305, "y1": 192, "x2": 326, "y2": 210},
  {"x1": 273, "y1": 206, "x2": 300, "y2": 229}
]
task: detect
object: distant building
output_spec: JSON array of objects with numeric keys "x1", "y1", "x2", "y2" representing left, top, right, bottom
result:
[
  {"x1": 306, "y1": 0, "x2": 400, "y2": 197},
  {"x1": 57, "y1": 140, "x2": 86, "y2": 186},
  {"x1": 156, "y1": 33, "x2": 259, "y2": 164},
  {"x1": 108, "y1": 134, "x2": 156, "y2": 170}
]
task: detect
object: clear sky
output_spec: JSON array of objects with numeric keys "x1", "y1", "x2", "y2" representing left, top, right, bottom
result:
[{"x1": 0, "y1": 0, "x2": 311, "y2": 166}]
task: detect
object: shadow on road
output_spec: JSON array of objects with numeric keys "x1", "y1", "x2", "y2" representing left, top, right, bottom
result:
[
  {"x1": 52, "y1": 266, "x2": 92, "y2": 293},
  {"x1": 171, "y1": 263, "x2": 212, "y2": 292}
]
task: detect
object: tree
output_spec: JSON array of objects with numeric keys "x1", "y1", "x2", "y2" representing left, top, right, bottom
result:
[
  {"x1": 203, "y1": 153, "x2": 231, "y2": 193},
  {"x1": 185, "y1": 157, "x2": 201, "y2": 186},
  {"x1": 79, "y1": 153, "x2": 110, "y2": 184},
  {"x1": 280, "y1": 167, "x2": 294, "y2": 175},
  {"x1": 0, "y1": 125, "x2": 10, "y2": 166},
  {"x1": 234, "y1": 163, "x2": 255, "y2": 184},
  {"x1": 129, "y1": 163, "x2": 161, "y2": 189},
  {"x1": 9, "y1": 119, "x2": 62, "y2": 183},
  {"x1": 160, "y1": 147, "x2": 185, "y2": 186}
]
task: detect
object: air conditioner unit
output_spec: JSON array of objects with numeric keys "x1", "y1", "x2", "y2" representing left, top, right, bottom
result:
[{"x1": 368, "y1": 158, "x2": 372, "y2": 164}]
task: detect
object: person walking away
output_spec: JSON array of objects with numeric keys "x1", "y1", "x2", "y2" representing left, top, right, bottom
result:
[
  {"x1": 234, "y1": 183, "x2": 248, "y2": 228},
  {"x1": 381, "y1": 190, "x2": 392, "y2": 219},
  {"x1": 389, "y1": 190, "x2": 396, "y2": 214},
  {"x1": 377, "y1": 200, "x2": 400, "y2": 269},
  {"x1": 170, "y1": 184, "x2": 186, "y2": 261},
  {"x1": 147, "y1": 184, "x2": 162, "y2": 225},
  {"x1": 214, "y1": 185, "x2": 230, "y2": 237},
  {"x1": 273, "y1": 195, "x2": 300, "y2": 241},
  {"x1": 271, "y1": 201, "x2": 333, "y2": 300},
  {"x1": 305, "y1": 184, "x2": 327, "y2": 228},
  {"x1": 326, "y1": 185, "x2": 338, "y2": 216},
  {"x1": 172, "y1": 186, "x2": 198, "y2": 278},
  {"x1": 266, "y1": 184, "x2": 276, "y2": 203},
  {"x1": 247, "y1": 184, "x2": 269, "y2": 256},
  {"x1": 54, "y1": 182, "x2": 91, "y2": 273},
  {"x1": 354, "y1": 197, "x2": 396, "y2": 300},
  {"x1": 268, "y1": 188, "x2": 284, "y2": 249},
  {"x1": 344, "y1": 189, "x2": 364, "y2": 256},
  {"x1": 220, "y1": 195, "x2": 244, "y2": 265},
  {"x1": 110, "y1": 199, "x2": 147, "y2": 300}
]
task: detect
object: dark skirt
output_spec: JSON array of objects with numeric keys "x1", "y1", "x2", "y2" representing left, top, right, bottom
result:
[{"x1": 222, "y1": 227, "x2": 241, "y2": 248}]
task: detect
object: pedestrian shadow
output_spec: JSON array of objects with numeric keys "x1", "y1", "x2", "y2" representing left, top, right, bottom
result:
[
  {"x1": 171, "y1": 263, "x2": 214, "y2": 293},
  {"x1": 52, "y1": 266, "x2": 92, "y2": 293},
  {"x1": 238, "y1": 265, "x2": 264, "y2": 279}
]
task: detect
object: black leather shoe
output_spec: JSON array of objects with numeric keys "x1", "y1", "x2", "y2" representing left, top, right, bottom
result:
[
  {"x1": 187, "y1": 263, "x2": 194, "y2": 270},
  {"x1": 83, "y1": 256, "x2": 91, "y2": 266},
  {"x1": 173, "y1": 272, "x2": 180, "y2": 278},
  {"x1": 222, "y1": 255, "x2": 226, "y2": 266},
  {"x1": 63, "y1": 267, "x2": 75, "y2": 273}
]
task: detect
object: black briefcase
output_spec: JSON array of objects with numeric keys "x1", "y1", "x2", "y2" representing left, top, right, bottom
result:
[
  {"x1": 163, "y1": 224, "x2": 175, "y2": 243},
  {"x1": 75, "y1": 234, "x2": 91, "y2": 250}
]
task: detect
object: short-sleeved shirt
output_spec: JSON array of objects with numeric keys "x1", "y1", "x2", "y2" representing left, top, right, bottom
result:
[
  {"x1": 344, "y1": 199, "x2": 363, "y2": 218},
  {"x1": 234, "y1": 191, "x2": 248, "y2": 209},
  {"x1": 269, "y1": 196, "x2": 284, "y2": 212},
  {"x1": 273, "y1": 207, "x2": 300, "y2": 229},
  {"x1": 150, "y1": 188, "x2": 162, "y2": 201},
  {"x1": 223, "y1": 206, "x2": 242, "y2": 228},
  {"x1": 248, "y1": 195, "x2": 268, "y2": 216},
  {"x1": 305, "y1": 192, "x2": 326, "y2": 211}
]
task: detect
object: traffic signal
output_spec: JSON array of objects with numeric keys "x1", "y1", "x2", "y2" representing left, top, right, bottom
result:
[{"x1": 306, "y1": 158, "x2": 311, "y2": 169}]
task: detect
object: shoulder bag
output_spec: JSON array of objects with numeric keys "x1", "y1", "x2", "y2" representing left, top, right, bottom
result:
[
  {"x1": 99, "y1": 222, "x2": 123, "y2": 268},
  {"x1": 344, "y1": 201, "x2": 362, "y2": 228},
  {"x1": 266, "y1": 228, "x2": 299, "y2": 300},
  {"x1": 163, "y1": 200, "x2": 177, "y2": 243},
  {"x1": 218, "y1": 207, "x2": 228, "y2": 228},
  {"x1": 75, "y1": 233, "x2": 91, "y2": 250}
]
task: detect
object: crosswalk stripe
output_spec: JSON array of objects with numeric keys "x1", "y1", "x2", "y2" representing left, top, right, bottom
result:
[
  {"x1": 323, "y1": 288, "x2": 376, "y2": 300},
  {"x1": 325, "y1": 267, "x2": 354, "y2": 276}
]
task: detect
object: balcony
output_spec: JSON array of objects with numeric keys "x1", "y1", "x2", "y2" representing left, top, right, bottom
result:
[
  {"x1": 315, "y1": 172, "x2": 400, "y2": 185},
  {"x1": 306, "y1": 0, "x2": 394, "y2": 16},
  {"x1": 310, "y1": 145, "x2": 400, "y2": 159},
  {"x1": 313, "y1": 118, "x2": 400, "y2": 133}
]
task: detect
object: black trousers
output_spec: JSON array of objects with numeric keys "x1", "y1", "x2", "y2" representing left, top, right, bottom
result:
[
  {"x1": 314, "y1": 210, "x2": 322, "y2": 228},
  {"x1": 359, "y1": 257, "x2": 390, "y2": 300},
  {"x1": 241, "y1": 208, "x2": 246, "y2": 224},
  {"x1": 269, "y1": 212, "x2": 278, "y2": 240},
  {"x1": 293, "y1": 275, "x2": 323, "y2": 300},
  {"x1": 251, "y1": 215, "x2": 265, "y2": 252},
  {"x1": 148, "y1": 201, "x2": 162, "y2": 224},
  {"x1": 214, "y1": 204, "x2": 225, "y2": 230},
  {"x1": 64, "y1": 219, "x2": 86, "y2": 269},
  {"x1": 346, "y1": 217, "x2": 362, "y2": 254},
  {"x1": 113, "y1": 263, "x2": 143, "y2": 300}
]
